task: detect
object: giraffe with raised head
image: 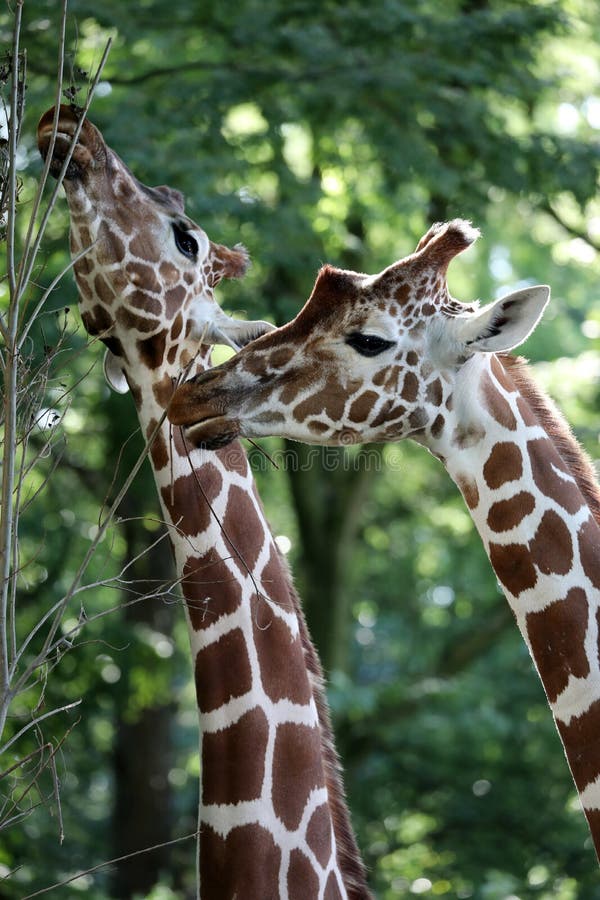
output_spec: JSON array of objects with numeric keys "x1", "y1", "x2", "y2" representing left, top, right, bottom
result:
[
  {"x1": 37, "y1": 105, "x2": 369, "y2": 899},
  {"x1": 170, "y1": 218, "x2": 600, "y2": 861}
]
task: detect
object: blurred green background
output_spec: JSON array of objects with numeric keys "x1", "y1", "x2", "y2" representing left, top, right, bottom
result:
[{"x1": 2, "y1": 0, "x2": 600, "y2": 897}]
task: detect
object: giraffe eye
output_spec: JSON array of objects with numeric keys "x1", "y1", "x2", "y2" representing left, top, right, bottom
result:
[
  {"x1": 346, "y1": 332, "x2": 395, "y2": 357},
  {"x1": 172, "y1": 222, "x2": 198, "y2": 260}
]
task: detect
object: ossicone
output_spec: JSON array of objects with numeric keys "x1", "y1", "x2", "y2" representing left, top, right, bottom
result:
[
  {"x1": 209, "y1": 242, "x2": 251, "y2": 285},
  {"x1": 415, "y1": 219, "x2": 480, "y2": 270}
]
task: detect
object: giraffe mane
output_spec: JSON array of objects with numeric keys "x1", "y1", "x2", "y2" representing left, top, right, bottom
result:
[{"x1": 500, "y1": 354, "x2": 600, "y2": 526}]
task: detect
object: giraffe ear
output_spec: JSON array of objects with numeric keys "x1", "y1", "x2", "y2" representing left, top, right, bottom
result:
[
  {"x1": 451, "y1": 285, "x2": 550, "y2": 353},
  {"x1": 210, "y1": 317, "x2": 276, "y2": 350},
  {"x1": 190, "y1": 296, "x2": 275, "y2": 350},
  {"x1": 103, "y1": 350, "x2": 129, "y2": 394}
]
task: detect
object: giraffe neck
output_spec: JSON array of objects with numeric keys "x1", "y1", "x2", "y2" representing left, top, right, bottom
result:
[
  {"x1": 429, "y1": 352, "x2": 600, "y2": 857},
  {"x1": 131, "y1": 381, "x2": 367, "y2": 899}
]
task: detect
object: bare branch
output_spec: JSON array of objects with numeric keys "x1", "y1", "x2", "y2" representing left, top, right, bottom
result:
[
  {"x1": 21, "y1": 830, "x2": 199, "y2": 898},
  {"x1": 18, "y1": 241, "x2": 98, "y2": 349},
  {"x1": 0, "y1": 699, "x2": 81, "y2": 758},
  {"x1": 15, "y1": 36, "x2": 112, "y2": 303},
  {"x1": 538, "y1": 199, "x2": 600, "y2": 252}
]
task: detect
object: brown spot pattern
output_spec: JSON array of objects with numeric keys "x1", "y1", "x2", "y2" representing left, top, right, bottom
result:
[
  {"x1": 394, "y1": 282, "x2": 410, "y2": 303},
  {"x1": 288, "y1": 849, "x2": 320, "y2": 900},
  {"x1": 489, "y1": 542, "x2": 537, "y2": 596},
  {"x1": 222, "y1": 485, "x2": 264, "y2": 573},
  {"x1": 279, "y1": 370, "x2": 316, "y2": 406},
  {"x1": 349, "y1": 391, "x2": 378, "y2": 423},
  {"x1": 483, "y1": 442, "x2": 523, "y2": 489},
  {"x1": 165, "y1": 284, "x2": 186, "y2": 318},
  {"x1": 128, "y1": 289, "x2": 162, "y2": 317},
  {"x1": 425, "y1": 377, "x2": 443, "y2": 406},
  {"x1": 126, "y1": 260, "x2": 162, "y2": 294},
  {"x1": 260, "y1": 545, "x2": 292, "y2": 609},
  {"x1": 182, "y1": 553, "x2": 242, "y2": 629},
  {"x1": 146, "y1": 419, "x2": 168, "y2": 470},
  {"x1": 578, "y1": 517, "x2": 600, "y2": 590},
  {"x1": 195, "y1": 628, "x2": 252, "y2": 715},
  {"x1": 93, "y1": 273, "x2": 115, "y2": 305},
  {"x1": 306, "y1": 804, "x2": 333, "y2": 868},
  {"x1": 218, "y1": 442, "x2": 249, "y2": 477},
  {"x1": 456, "y1": 475, "x2": 479, "y2": 510},
  {"x1": 556, "y1": 699, "x2": 600, "y2": 792},
  {"x1": 170, "y1": 312, "x2": 183, "y2": 340},
  {"x1": 97, "y1": 220, "x2": 125, "y2": 262},
  {"x1": 80, "y1": 303, "x2": 112, "y2": 337},
  {"x1": 529, "y1": 510, "x2": 573, "y2": 575},
  {"x1": 430, "y1": 413, "x2": 445, "y2": 439},
  {"x1": 480, "y1": 370, "x2": 517, "y2": 431},
  {"x1": 401, "y1": 371, "x2": 418, "y2": 402},
  {"x1": 272, "y1": 723, "x2": 325, "y2": 830},
  {"x1": 409, "y1": 407, "x2": 428, "y2": 430},
  {"x1": 324, "y1": 873, "x2": 344, "y2": 899},
  {"x1": 294, "y1": 377, "x2": 346, "y2": 423},
  {"x1": 527, "y1": 588, "x2": 590, "y2": 703},
  {"x1": 160, "y1": 471, "x2": 215, "y2": 536},
  {"x1": 253, "y1": 602, "x2": 312, "y2": 705},
  {"x1": 270, "y1": 347, "x2": 295, "y2": 368},
  {"x1": 371, "y1": 400, "x2": 406, "y2": 429},
  {"x1": 199, "y1": 824, "x2": 280, "y2": 900},
  {"x1": 137, "y1": 329, "x2": 167, "y2": 370},
  {"x1": 528, "y1": 438, "x2": 583, "y2": 515},
  {"x1": 129, "y1": 231, "x2": 162, "y2": 263},
  {"x1": 116, "y1": 306, "x2": 160, "y2": 334},
  {"x1": 159, "y1": 260, "x2": 179, "y2": 283},
  {"x1": 517, "y1": 395, "x2": 539, "y2": 427},
  {"x1": 152, "y1": 371, "x2": 174, "y2": 407},
  {"x1": 487, "y1": 491, "x2": 535, "y2": 533}
]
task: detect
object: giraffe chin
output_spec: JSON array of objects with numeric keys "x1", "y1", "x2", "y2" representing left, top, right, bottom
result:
[{"x1": 183, "y1": 417, "x2": 241, "y2": 451}]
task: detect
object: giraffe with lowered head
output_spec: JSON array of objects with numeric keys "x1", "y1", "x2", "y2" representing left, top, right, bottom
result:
[
  {"x1": 171, "y1": 218, "x2": 600, "y2": 861},
  {"x1": 37, "y1": 105, "x2": 369, "y2": 899}
]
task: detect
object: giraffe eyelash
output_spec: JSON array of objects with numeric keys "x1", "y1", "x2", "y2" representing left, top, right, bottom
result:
[
  {"x1": 345, "y1": 332, "x2": 395, "y2": 357},
  {"x1": 172, "y1": 221, "x2": 198, "y2": 260}
]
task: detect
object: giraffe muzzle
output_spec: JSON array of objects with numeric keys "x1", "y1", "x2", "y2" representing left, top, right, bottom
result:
[
  {"x1": 168, "y1": 373, "x2": 242, "y2": 449},
  {"x1": 37, "y1": 105, "x2": 106, "y2": 180}
]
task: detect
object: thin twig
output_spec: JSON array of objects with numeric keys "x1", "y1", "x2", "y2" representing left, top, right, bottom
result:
[
  {"x1": 10, "y1": 410, "x2": 169, "y2": 696},
  {"x1": 0, "y1": 699, "x2": 81, "y2": 758},
  {"x1": 14, "y1": 0, "x2": 68, "y2": 310},
  {"x1": 18, "y1": 241, "x2": 98, "y2": 348},
  {"x1": 15, "y1": 36, "x2": 112, "y2": 303},
  {"x1": 0, "y1": 0, "x2": 24, "y2": 748},
  {"x1": 21, "y1": 830, "x2": 199, "y2": 898}
]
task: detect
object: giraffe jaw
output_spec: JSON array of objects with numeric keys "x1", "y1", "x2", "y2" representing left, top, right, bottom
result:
[
  {"x1": 179, "y1": 415, "x2": 241, "y2": 451},
  {"x1": 167, "y1": 373, "x2": 241, "y2": 448}
]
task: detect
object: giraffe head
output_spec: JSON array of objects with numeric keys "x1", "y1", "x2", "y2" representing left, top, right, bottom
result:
[
  {"x1": 37, "y1": 105, "x2": 272, "y2": 400},
  {"x1": 169, "y1": 219, "x2": 550, "y2": 448}
]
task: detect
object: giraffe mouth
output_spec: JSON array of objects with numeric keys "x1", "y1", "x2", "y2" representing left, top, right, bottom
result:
[
  {"x1": 37, "y1": 105, "x2": 105, "y2": 180},
  {"x1": 177, "y1": 415, "x2": 241, "y2": 451}
]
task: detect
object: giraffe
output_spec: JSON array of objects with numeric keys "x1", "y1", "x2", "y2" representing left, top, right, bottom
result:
[
  {"x1": 37, "y1": 105, "x2": 369, "y2": 899},
  {"x1": 170, "y1": 218, "x2": 600, "y2": 861}
]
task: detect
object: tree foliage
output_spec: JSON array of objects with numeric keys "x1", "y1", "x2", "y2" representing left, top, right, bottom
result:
[{"x1": 2, "y1": 0, "x2": 600, "y2": 897}]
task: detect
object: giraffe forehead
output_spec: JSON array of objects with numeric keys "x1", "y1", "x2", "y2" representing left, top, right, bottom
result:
[{"x1": 304, "y1": 275, "x2": 451, "y2": 338}]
